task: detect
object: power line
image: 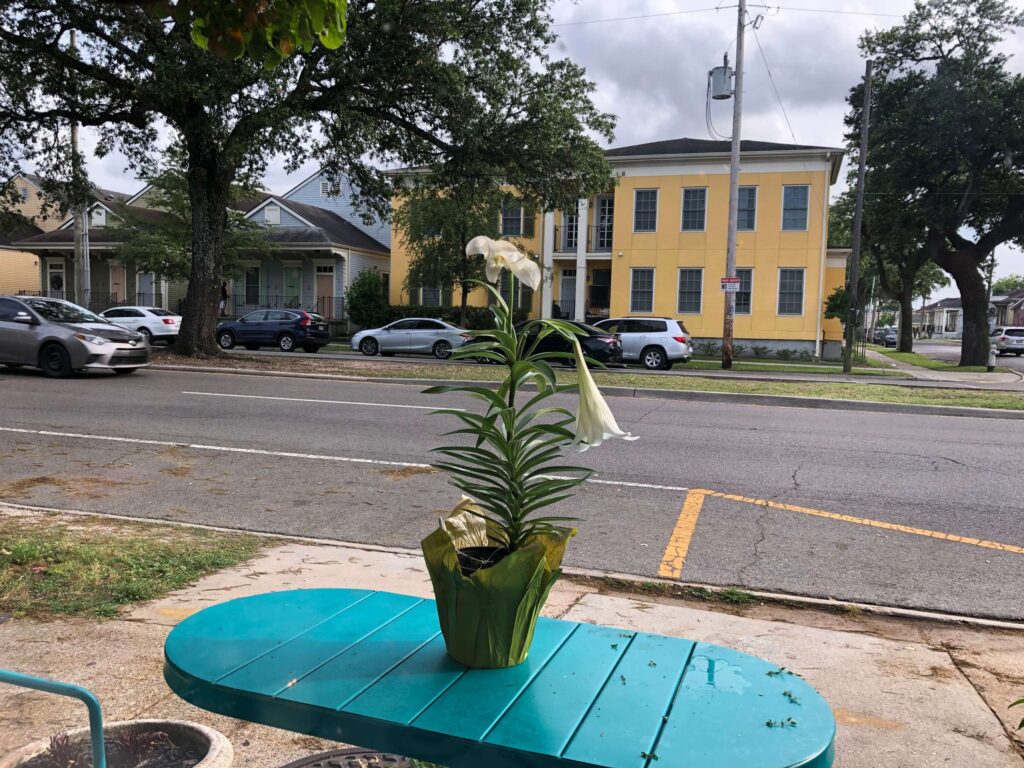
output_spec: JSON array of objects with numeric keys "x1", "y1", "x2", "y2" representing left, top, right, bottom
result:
[
  {"x1": 750, "y1": 20, "x2": 798, "y2": 144},
  {"x1": 552, "y1": 4, "x2": 904, "y2": 28}
]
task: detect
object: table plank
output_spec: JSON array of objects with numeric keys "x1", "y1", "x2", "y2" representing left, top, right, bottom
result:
[
  {"x1": 410, "y1": 618, "x2": 576, "y2": 741},
  {"x1": 221, "y1": 592, "x2": 422, "y2": 697},
  {"x1": 651, "y1": 644, "x2": 835, "y2": 768},
  {"x1": 560, "y1": 632, "x2": 696, "y2": 768}
]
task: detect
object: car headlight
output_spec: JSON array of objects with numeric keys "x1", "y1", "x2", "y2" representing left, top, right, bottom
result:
[{"x1": 73, "y1": 332, "x2": 107, "y2": 346}]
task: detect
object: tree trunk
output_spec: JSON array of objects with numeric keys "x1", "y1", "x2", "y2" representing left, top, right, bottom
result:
[
  {"x1": 897, "y1": 282, "x2": 914, "y2": 353},
  {"x1": 459, "y1": 282, "x2": 470, "y2": 328},
  {"x1": 176, "y1": 143, "x2": 232, "y2": 356},
  {"x1": 933, "y1": 249, "x2": 989, "y2": 366}
]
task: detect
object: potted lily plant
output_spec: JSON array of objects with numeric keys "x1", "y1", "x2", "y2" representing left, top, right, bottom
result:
[{"x1": 420, "y1": 236, "x2": 635, "y2": 669}]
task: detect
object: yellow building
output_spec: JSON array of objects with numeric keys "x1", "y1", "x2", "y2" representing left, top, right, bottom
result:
[
  {"x1": 389, "y1": 138, "x2": 846, "y2": 358},
  {"x1": 0, "y1": 173, "x2": 62, "y2": 294}
]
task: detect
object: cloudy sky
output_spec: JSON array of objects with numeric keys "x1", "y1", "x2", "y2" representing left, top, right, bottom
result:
[{"x1": 79, "y1": 0, "x2": 1024, "y2": 296}]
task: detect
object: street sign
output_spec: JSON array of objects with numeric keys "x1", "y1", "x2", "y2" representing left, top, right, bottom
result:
[{"x1": 721, "y1": 277, "x2": 740, "y2": 292}]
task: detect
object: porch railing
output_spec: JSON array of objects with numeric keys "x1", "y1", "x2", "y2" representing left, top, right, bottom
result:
[
  {"x1": 207, "y1": 294, "x2": 343, "y2": 320},
  {"x1": 552, "y1": 224, "x2": 613, "y2": 253}
]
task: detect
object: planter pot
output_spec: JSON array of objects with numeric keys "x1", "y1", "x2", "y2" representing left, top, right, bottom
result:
[
  {"x1": 0, "y1": 720, "x2": 233, "y2": 768},
  {"x1": 422, "y1": 502, "x2": 575, "y2": 669}
]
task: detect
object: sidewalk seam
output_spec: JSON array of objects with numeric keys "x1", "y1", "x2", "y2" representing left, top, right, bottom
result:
[{"x1": 944, "y1": 649, "x2": 1024, "y2": 759}]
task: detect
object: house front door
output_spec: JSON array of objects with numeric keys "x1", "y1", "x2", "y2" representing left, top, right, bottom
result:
[
  {"x1": 558, "y1": 269, "x2": 576, "y2": 319},
  {"x1": 137, "y1": 272, "x2": 155, "y2": 305},
  {"x1": 315, "y1": 265, "x2": 335, "y2": 318},
  {"x1": 284, "y1": 267, "x2": 302, "y2": 308},
  {"x1": 110, "y1": 264, "x2": 127, "y2": 303}
]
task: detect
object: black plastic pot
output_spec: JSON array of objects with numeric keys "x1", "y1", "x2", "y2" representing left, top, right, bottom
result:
[{"x1": 455, "y1": 546, "x2": 509, "y2": 576}]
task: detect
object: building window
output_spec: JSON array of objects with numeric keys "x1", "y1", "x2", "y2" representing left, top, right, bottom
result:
[
  {"x1": 244, "y1": 266, "x2": 261, "y2": 304},
  {"x1": 681, "y1": 188, "x2": 707, "y2": 232},
  {"x1": 589, "y1": 268, "x2": 611, "y2": 313},
  {"x1": 421, "y1": 287, "x2": 442, "y2": 307},
  {"x1": 630, "y1": 268, "x2": 655, "y2": 312},
  {"x1": 777, "y1": 268, "x2": 805, "y2": 315},
  {"x1": 264, "y1": 205, "x2": 280, "y2": 225},
  {"x1": 738, "y1": 187, "x2": 757, "y2": 231},
  {"x1": 676, "y1": 268, "x2": 703, "y2": 313},
  {"x1": 18, "y1": 186, "x2": 29, "y2": 202},
  {"x1": 563, "y1": 212, "x2": 578, "y2": 250},
  {"x1": 501, "y1": 201, "x2": 523, "y2": 237},
  {"x1": 319, "y1": 179, "x2": 340, "y2": 196},
  {"x1": 736, "y1": 268, "x2": 753, "y2": 314},
  {"x1": 91, "y1": 207, "x2": 106, "y2": 227},
  {"x1": 782, "y1": 186, "x2": 809, "y2": 231},
  {"x1": 633, "y1": 189, "x2": 658, "y2": 233}
]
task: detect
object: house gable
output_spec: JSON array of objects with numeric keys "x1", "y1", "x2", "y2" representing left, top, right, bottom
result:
[{"x1": 281, "y1": 169, "x2": 392, "y2": 248}]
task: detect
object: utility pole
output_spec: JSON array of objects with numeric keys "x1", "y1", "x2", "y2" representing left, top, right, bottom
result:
[
  {"x1": 843, "y1": 59, "x2": 873, "y2": 372},
  {"x1": 720, "y1": 0, "x2": 746, "y2": 370},
  {"x1": 69, "y1": 29, "x2": 90, "y2": 309}
]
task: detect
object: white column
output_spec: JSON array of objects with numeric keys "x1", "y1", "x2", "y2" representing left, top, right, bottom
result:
[
  {"x1": 574, "y1": 198, "x2": 588, "y2": 322},
  {"x1": 541, "y1": 211, "x2": 555, "y2": 319}
]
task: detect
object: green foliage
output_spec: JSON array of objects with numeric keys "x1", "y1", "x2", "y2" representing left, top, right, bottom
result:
[
  {"x1": 732, "y1": 343, "x2": 747, "y2": 357},
  {"x1": 345, "y1": 269, "x2": 389, "y2": 329},
  {"x1": 775, "y1": 348, "x2": 796, "y2": 361},
  {"x1": 150, "y1": 0, "x2": 348, "y2": 66},
  {"x1": 1010, "y1": 698, "x2": 1023, "y2": 729},
  {"x1": 751, "y1": 345, "x2": 770, "y2": 359},
  {"x1": 426, "y1": 283, "x2": 592, "y2": 551},
  {"x1": 386, "y1": 304, "x2": 529, "y2": 330},
  {"x1": 798, "y1": 349, "x2": 815, "y2": 362},
  {"x1": 879, "y1": 312, "x2": 896, "y2": 327},
  {"x1": 825, "y1": 286, "x2": 849, "y2": 322},
  {"x1": 696, "y1": 341, "x2": 720, "y2": 356},
  {"x1": 992, "y1": 274, "x2": 1024, "y2": 295}
]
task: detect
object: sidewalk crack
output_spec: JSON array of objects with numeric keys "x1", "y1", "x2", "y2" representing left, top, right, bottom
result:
[{"x1": 943, "y1": 647, "x2": 1024, "y2": 760}]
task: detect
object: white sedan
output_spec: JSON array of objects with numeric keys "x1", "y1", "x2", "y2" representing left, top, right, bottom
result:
[{"x1": 100, "y1": 305, "x2": 182, "y2": 345}]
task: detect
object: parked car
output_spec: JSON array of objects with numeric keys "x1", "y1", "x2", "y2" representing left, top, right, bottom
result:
[
  {"x1": 883, "y1": 328, "x2": 899, "y2": 347},
  {"x1": 593, "y1": 317, "x2": 691, "y2": 370},
  {"x1": 352, "y1": 318, "x2": 468, "y2": 360},
  {"x1": 991, "y1": 326, "x2": 1024, "y2": 356},
  {"x1": 463, "y1": 320, "x2": 623, "y2": 367},
  {"x1": 0, "y1": 295, "x2": 149, "y2": 377},
  {"x1": 871, "y1": 327, "x2": 889, "y2": 345},
  {"x1": 100, "y1": 305, "x2": 182, "y2": 345},
  {"x1": 216, "y1": 309, "x2": 330, "y2": 352}
]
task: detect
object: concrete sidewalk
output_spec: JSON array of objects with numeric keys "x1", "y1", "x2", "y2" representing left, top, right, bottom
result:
[
  {"x1": 2, "y1": 533, "x2": 1022, "y2": 767},
  {"x1": 865, "y1": 348, "x2": 1024, "y2": 389}
]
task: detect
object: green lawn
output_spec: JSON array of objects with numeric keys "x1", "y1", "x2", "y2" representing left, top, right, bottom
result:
[
  {"x1": 684, "y1": 358, "x2": 902, "y2": 376},
  {"x1": 0, "y1": 515, "x2": 264, "y2": 618}
]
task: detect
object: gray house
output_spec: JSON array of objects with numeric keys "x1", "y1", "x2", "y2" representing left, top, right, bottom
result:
[{"x1": 280, "y1": 169, "x2": 391, "y2": 249}]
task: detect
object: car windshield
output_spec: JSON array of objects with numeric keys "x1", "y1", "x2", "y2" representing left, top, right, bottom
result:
[
  {"x1": 147, "y1": 308, "x2": 176, "y2": 316},
  {"x1": 23, "y1": 298, "x2": 107, "y2": 324}
]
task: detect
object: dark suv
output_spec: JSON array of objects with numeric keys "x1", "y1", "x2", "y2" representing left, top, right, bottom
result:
[
  {"x1": 216, "y1": 309, "x2": 330, "y2": 352},
  {"x1": 465, "y1": 321, "x2": 622, "y2": 367}
]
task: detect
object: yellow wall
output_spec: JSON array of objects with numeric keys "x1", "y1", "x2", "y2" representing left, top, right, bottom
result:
[
  {"x1": 608, "y1": 169, "x2": 831, "y2": 342},
  {"x1": 10, "y1": 176, "x2": 66, "y2": 232},
  {"x1": 0, "y1": 248, "x2": 41, "y2": 293}
]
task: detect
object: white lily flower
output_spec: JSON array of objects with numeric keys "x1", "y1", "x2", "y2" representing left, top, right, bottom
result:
[
  {"x1": 465, "y1": 235, "x2": 541, "y2": 290},
  {"x1": 571, "y1": 338, "x2": 638, "y2": 451}
]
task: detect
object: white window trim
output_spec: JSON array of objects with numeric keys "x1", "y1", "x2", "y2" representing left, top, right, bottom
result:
[
  {"x1": 630, "y1": 267, "x2": 656, "y2": 314},
  {"x1": 735, "y1": 267, "x2": 754, "y2": 315},
  {"x1": 680, "y1": 187, "x2": 708, "y2": 233},
  {"x1": 238, "y1": 264, "x2": 265, "y2": 302},
  {"x1": 777, "y1": 267, "x2": 806, "y2": 316},
  {"x1": 263, "y1": 205, "x2": 281, "y2": 225},
  {"x1": 633, "y1": 189, "x2": 659, "y2": 234},
  {"x1": 676, "y1": 267, "x2": 704, "y2": 314},
  {"x1": 738, "y1": 186, "x2": 758, "y2": 232},
  {"x1": 780, "y1": 185, "x2": 810, "y2": 232},
  {"x1": 319, "y1": 179, "x2": 341, "y2": 197}
]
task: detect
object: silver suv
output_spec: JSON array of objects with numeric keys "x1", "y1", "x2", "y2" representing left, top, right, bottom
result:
[
  {"x1": 593, "y1": 317, "x2": 692, "y2": 370},
  {"x1": 991, "y1": 326, "x2": 1024, "y2": 356},
  {"x1": 0, "y1": 295, "x2": 150, "y2": 377}
]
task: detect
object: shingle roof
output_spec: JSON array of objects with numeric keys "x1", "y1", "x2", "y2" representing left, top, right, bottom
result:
[
  {"x1": 20, "y1": 172, "x2": 133, "y2": 205},
  {"x1": 604, "y1": 138, "x2": 839, "y2": 158},
  {"x1": 268, "y1": 197, "x2": 389, "y2": 254},
  {"x1": 922, "y1": 297, "x2": 962, "y2": 310},
  {"x1": 13, "y1": 205, "x2": 178, "y2": 247},
  {"x1": 0, "y1": 212, "x2": 43, "y2": 247}
]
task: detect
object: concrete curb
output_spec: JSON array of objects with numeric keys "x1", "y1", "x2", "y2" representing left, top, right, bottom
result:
[
  {"x1": 4, "y1": 501, "x2": 1023, "y2": 631},
  {"x1": 151, "y1": 363, "x2": 1024, "y2": 420}
]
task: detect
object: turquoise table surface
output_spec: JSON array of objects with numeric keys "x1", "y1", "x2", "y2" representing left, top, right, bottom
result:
[{"x1": 164, "y1": 589, "x2": 835, "y2": 768}]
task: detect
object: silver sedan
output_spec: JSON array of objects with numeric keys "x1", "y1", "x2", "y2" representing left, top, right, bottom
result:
[{"x1": 351, "y1": 318, "x2": 468, "y2": 360}]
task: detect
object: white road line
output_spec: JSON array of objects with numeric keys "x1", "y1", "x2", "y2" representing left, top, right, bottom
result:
[
  {"x1": 0, "y1": 426, "x2": 688, "y2": 492},
  {"x1": 181, "y1": 391, "x2": 461, "y2": 411}
]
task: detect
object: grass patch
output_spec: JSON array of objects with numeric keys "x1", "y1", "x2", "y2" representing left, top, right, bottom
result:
[
  {"x1": 685, "y1": 358, "x2": 902, "y2": 376},
  {"x1": 0, "y1": 515, "x2": 264, "y2": 618}
]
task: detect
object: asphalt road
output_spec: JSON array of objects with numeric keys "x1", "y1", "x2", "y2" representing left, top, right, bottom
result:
[{"x1": 1, "y1": 365, "x2": 1022, "y2": 619}]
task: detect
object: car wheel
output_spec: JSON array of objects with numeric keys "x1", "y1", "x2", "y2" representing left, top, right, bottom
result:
[
  {"x1": 139, "y1": 327, "x2": 153, "y2": 345},
  {"x1": 1016, "y1": 352, "x2": 1022, "y2": 357},
  {"x1": 303, "y1": 346, "x2": 319, "y2": 353},
  {"x1": 433, "y1": 340, "x2": 452, "y2": 360},
  {"x1": 662, "y1": 361, "x2": 674, "y2": 371},
  {"x1": 278, "y1": 333, "x2": 296, "y2": 352},
  {"x1": 114, "y1": 368, "x2": 138, "y2": 375},
  {"x1": 641, "y1": 346, "x2": 667, "y2": 370},
  {"x1": 217, "y1": 331, "x2": 235, "y2": 350},
  {"x1": 39, "y1": 344, "x2": 72, "y2": 378},
  {"x1": 360, "y1": 337, "x2": 379, "y2": 356}
]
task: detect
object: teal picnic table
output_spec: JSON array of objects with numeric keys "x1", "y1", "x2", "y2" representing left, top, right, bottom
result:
[{"x1": 163, "y1": 589, "x2": 835, "y2": 768}]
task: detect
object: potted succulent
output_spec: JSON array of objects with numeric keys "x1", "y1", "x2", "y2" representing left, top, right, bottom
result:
[
  {"x1": 421, "y1": 236, "x2": 635, "y2": 669},
  {"x1": 0, "y1": 719, "x2": 233, "y2": 768}
]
